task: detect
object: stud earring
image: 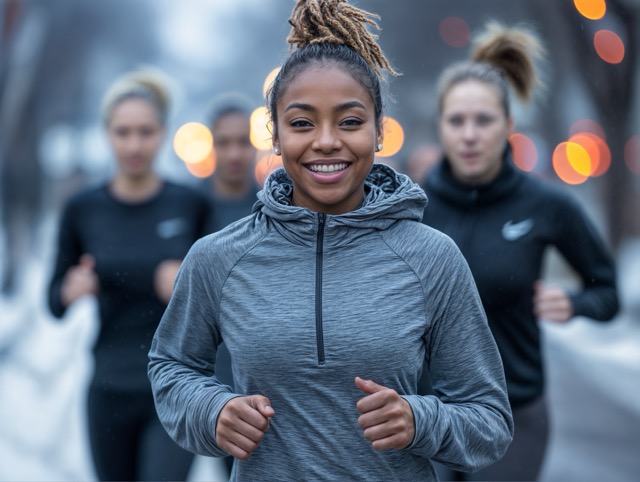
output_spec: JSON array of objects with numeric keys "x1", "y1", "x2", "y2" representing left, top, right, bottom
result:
[
  {"x1": 376, "y1": 143, "x2": 383, "y2": 152},
  {"x1": 273, "y1": 147, "x2": 280, "y2": 155}
]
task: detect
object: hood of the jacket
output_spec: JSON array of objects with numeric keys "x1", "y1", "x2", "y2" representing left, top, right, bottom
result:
[
  {"x1": 254, "y1": 163, "x2": 428, "y2": 246},
  {"x1": 425, "y1": 145, "x2": 524, "y2": 208}
]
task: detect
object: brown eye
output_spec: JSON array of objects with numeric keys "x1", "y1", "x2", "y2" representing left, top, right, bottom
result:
[
  {"x1": 140, "y1": 127, "x2": 156, "y2": 137},
  {"x1": 341, "y1": 118, "x2": 363, "y2": 127},
  {"x1": 291, "y1": 119, "x2": 312, "y2": 128},
  {"x1": 476, "y1": 115, "x2": 494, "y2": 126}
]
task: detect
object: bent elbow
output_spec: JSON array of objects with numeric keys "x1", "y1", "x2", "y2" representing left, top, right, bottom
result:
[{"x1": 466, "y1": 412, "x2": 514, "y2": 473}]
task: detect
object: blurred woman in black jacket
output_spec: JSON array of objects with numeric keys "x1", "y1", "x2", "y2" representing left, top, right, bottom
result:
[{"x1": 421, "y1": 22, "x2": 619, "y2": 481}]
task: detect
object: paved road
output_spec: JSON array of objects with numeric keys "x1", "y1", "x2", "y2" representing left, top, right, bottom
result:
[
  {"x1": 538, "y1": 240, "x2": 640, "y2": 482},
  {"x1": 540, "y1": 315, "x2": 640, "y2": 482}
]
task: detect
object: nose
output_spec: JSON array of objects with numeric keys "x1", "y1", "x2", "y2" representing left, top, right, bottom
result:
[
  {"x1": 462, "y1": 121, "x2": 478, "y2": 142},
  {"x1": 125, "y1": 133, "x2": 144, "y2": 153},
  {"x1": 227, "y1": 141, "x2": 250, "y2": 162},
  {"x1": 312, "y1": 124, "x2": 341, "y2": 153}
]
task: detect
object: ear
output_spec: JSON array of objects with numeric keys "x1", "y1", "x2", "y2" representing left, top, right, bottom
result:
[
  {"x1": 272, "y1": 136, "x2": 281, "y2": 156},
  {"x1": 376, "y1": 125, "x2": 384, "y2": 149}
]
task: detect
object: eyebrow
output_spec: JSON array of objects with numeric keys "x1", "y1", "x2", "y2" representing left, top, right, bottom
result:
[{"x1": 284, "y1": 100, "x2": 367, "y2": 113}]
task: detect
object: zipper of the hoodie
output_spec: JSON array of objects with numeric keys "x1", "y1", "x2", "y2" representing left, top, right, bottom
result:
[{"x1": 315, "y1": 212, "x2": 326, "y2": 365}]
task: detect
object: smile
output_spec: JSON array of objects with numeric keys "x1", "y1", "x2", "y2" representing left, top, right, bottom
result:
[{"x1": 307, "y1": 163, "x2": 349, "y2": 173}]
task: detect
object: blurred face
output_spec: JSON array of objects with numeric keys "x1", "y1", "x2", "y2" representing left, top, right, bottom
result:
[
  {"x1": 211, "y1": 112, "x2": 256, "y2": 185},
  {"x1": 439, "y1": 80, "x2": 513, "y2": 185},
  {"x1": 273, "y1": 65, "x2": 382, "y2": 215},
  {"x1": 107, "y1": 98, "x2": 164, "y2": 180}
]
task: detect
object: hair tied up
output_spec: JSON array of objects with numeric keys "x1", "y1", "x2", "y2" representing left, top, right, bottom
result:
[
  {"x1": 287, "y1": 0, "x2": 398, "y2": 77},
  {"x1": 472, "y1": 21, "x2": 546, "y2": 102}
]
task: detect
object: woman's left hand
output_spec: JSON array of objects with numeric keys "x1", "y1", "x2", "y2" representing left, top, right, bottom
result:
[
  {"x1": 533, "y1": 280, "x2": 573, "y2": 323},
  {"x1": 355, "y1": 376, "x2": 415, "y2": 450}
]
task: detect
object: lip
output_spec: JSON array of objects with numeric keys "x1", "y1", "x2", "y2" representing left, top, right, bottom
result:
[
  {"x1": 461, "y1": 152, "x2": 481, "y2": 161},
  {"x1": 303, "y1": 159, "x2": 352, "y2": 184},
  {"x1": 225, "y1": 162, "x2": 246, "y2": 172},
  {"x1": 126, "y1": 159, "x2": 146, "y2": 170}
]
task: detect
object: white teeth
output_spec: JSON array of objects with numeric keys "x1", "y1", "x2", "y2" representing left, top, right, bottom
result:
[{"x1": 308, "y1": 163, "x2": 348, "y2": 173}]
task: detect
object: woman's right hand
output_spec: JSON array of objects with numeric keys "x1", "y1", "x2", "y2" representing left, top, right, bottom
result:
[
  {"x1": 216, "y1": 395, "x2": 275, "y2": 460},
  {"x1": 60, "y1": 254, "x2": 99, "y2": 306}
]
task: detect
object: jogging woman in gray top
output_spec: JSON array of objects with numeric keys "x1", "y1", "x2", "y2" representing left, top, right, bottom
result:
[{"x1": 148, "y1": 1, "x2": 513, "y2": 480}]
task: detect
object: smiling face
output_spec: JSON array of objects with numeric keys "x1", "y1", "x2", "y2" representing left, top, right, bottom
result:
[
  {"x1": 273, "y1": 64, "x2": 382, "y2": 215},
  {"x1": 107, "y1": 97, "x2": 164, "y2": 180},
  {"x1": 439, "y1": 80, "x2": 514, "y2": 186}
]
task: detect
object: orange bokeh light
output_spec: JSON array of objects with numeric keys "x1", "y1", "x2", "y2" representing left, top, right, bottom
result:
[
  {"x1": 378, "y1": 117, "x2": 404, "y2": 158},
  {"x1": 173, "y1": 122, "x2": 213, "y2": 164},
  {"x1": 250, "y1": 107, "x2": 273, "y2": 151},
  {"x1": 262, "y1": 67, "x2": 280, "y2": 99},
  {"x1": 569, "y1": 119, "x2": 606, "y2": 139},
  {"x1": 185, "y1": 151, "x2": 216, "y2": 178},
  {"x1": 586, "y1": 133, "x2": 611, "y2": 176},
  {"x1": 625, "y1": 135, "x2": 640, "y2": 175},
  {"x1": 552, "y1": 142, "x2": 589, "y2": 185},
  {"x1": 594, "y1": 30, "x2": 625, "y2": 64},
  {"x1": 254, "y1": 153, "x2": 283, "y2": 186},
  {"x1": 568, "y1": 133, "x2": 600, "y2": 176},
  {"x1": 573, "y1": 0, "x2": 606, "y2": 20},
  {"x1": 439, "y1": 16, "x2": 470, "y2": 48},
  {"x1": 509, "y1": 133, "x2": 538, "y2": 172},
  {"x1": 566, "y1": 141, "x2": 592, "y2": 176}
]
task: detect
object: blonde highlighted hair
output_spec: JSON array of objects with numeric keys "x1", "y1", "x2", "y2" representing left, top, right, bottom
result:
[
  {"x1": 101, "y1": 67, "x2": 171, "y2": 126},
  {"x1": 267, "y1": 0, "x2": 397, "y2": 138},
  {"x1": 287, "y1": 0, "x2": 398, "y2": 77}
]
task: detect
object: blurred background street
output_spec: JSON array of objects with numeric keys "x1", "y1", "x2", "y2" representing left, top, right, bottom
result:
[{"x1": 0, "y1": 1, "x2": 638, "y2": 481}]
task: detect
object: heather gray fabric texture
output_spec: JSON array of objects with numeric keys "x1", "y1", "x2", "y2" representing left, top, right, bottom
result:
[{"x1": 148, "y1": 164, "x2": 513, "y2": 481}]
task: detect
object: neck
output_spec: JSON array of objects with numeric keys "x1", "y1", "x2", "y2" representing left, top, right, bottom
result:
[
  {"x1": 110, "y1": 172, "x2": 162, "y2": 202},
  {"x1": 212, "y1": 176, "x2": 251, "y2": 198}
]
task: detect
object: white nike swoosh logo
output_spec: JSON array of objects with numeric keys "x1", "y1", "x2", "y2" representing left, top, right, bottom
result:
[
  {"x1": 157, "y1": 218, "x2": 188, "y2": 239},
  {"x1": 502, "y1": 219, "x2": 534, "y2": 241}
]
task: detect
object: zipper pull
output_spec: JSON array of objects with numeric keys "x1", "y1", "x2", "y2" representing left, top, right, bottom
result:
[{"x1": 317, "y1": 213, "x2": 326, "y2": 254}]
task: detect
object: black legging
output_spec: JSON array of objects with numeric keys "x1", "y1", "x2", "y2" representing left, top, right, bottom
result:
[{"x1": 87, "y1": 385, "x2": 194, "y2": 481}]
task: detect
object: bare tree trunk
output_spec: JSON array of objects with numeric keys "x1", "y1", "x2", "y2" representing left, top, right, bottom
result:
[{"x1": 0, "y1": 1, "x2": 47, "y2": 295}]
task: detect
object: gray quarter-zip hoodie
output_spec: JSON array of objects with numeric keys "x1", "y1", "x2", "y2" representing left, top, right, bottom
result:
[{"x1": 148, "y1": 164, "x2": 513, "y2": 481}]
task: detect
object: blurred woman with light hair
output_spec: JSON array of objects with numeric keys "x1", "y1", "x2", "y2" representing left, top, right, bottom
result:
[{"x1": 48, "y1": 68, "x2": 212, "y2": 481}]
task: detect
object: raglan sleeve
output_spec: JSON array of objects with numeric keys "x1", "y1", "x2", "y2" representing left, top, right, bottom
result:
[
  {"x1": 552, "y1": 192, "x2": 619, "y2": 321},
  {"x1": 401, "y1": 235, "x2": 514, "y2": 472},
  {"x1": 148, "y1": 237, "x2": 239, "y2": 457}
]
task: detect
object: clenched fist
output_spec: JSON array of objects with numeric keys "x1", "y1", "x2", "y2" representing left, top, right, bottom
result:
[
  {"x1": 216, "y1": 395, "x2": 275, "y2": 460},
  {"x1": 61, "y1": 254, "x2": 99, "y2": 306},
  {"x1": 355, "y1": 377, "x2": 415, "y2": 451}
]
